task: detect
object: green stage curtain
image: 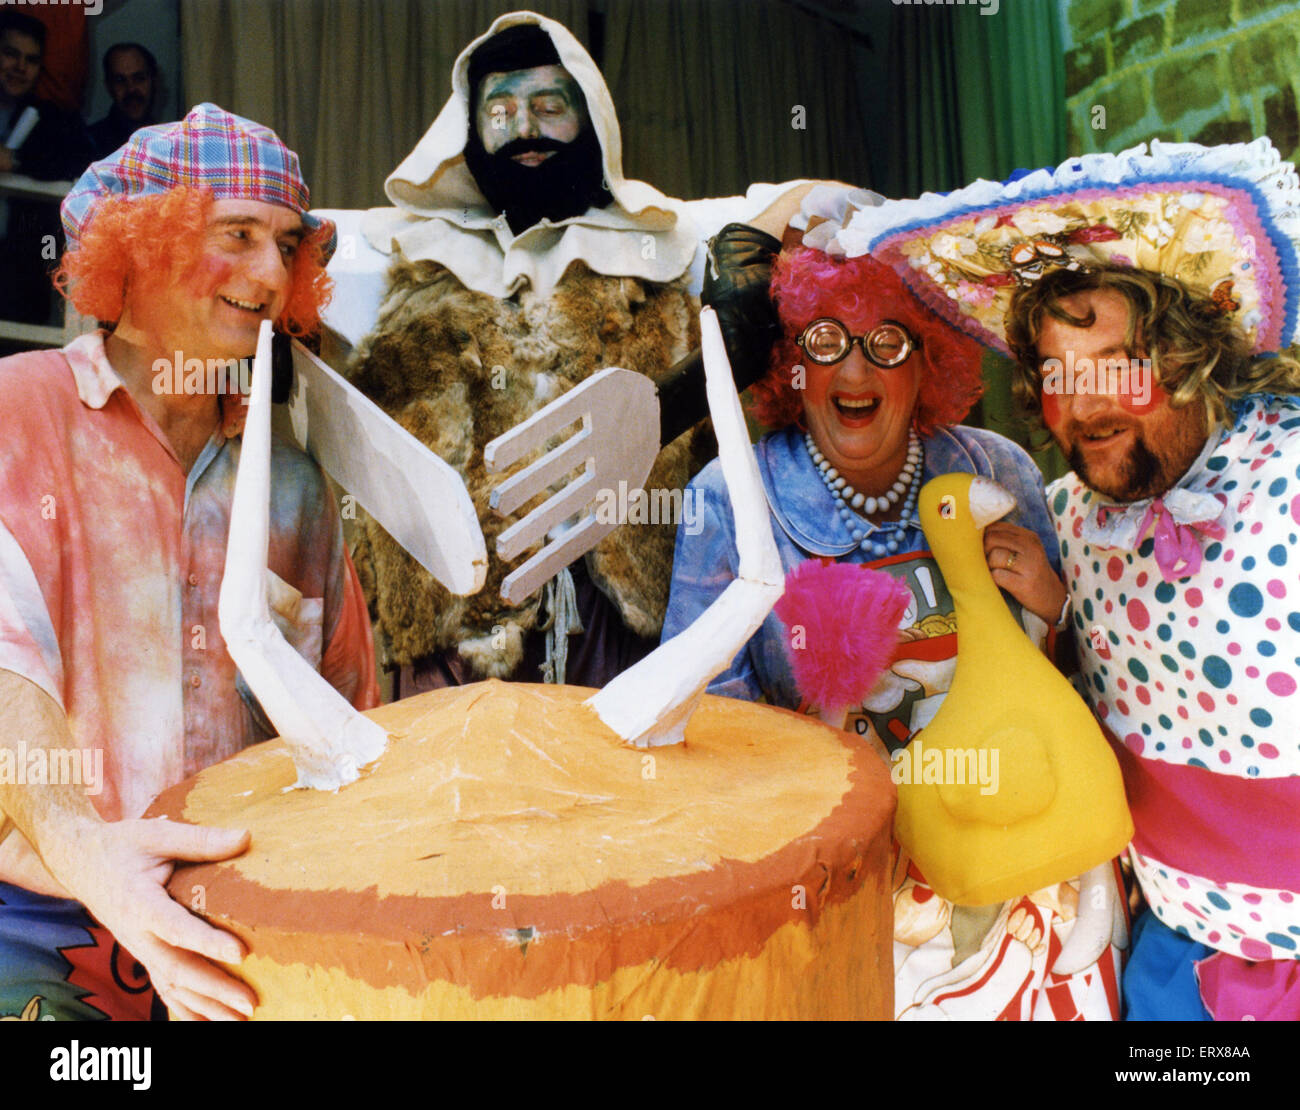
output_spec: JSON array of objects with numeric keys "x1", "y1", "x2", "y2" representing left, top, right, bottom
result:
[{"x1": 885, "y1": 0, "x2": 1070, "y2": 479}]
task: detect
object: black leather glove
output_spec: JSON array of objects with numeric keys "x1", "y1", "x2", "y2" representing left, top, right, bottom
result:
[
  {"x1": 657, "y1": 223, "x2": 782, "y2": 445},
  {"x1": 703, "y1": 222, "x2": 783, "y2": 383}
]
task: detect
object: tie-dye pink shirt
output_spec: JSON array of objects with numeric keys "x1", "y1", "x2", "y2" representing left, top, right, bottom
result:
[{"x1": 0, "y1": 332, "x2": 378, "y2": 822}]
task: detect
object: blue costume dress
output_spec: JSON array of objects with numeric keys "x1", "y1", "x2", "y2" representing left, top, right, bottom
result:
[{"x1": 664, "y1": 423, "x2": 1127, "y2": 1020}]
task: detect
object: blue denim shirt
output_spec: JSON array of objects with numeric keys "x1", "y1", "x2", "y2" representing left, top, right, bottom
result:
[{"x1": 662, "y1": 424, "x2": 1061, "y2": 707}]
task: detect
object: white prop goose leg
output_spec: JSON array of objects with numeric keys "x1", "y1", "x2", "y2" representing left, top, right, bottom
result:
[
  {"x1": 219, "y1": 322, "x2": 389, "y2": 790},
  {"x1": 587, "y1": 308, "x2": 784, "y2": 747},
  {"x1": 1053, "y1": 861, "x2": 1125, "y2": 975}
]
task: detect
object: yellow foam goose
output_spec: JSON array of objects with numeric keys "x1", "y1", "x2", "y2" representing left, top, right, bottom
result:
[{"x1": 897, "y1": 473, "x2": 1132, "y2": 905}]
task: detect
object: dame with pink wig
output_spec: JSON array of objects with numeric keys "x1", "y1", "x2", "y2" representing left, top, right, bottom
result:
[{"x1": 664, "y1": 237, "x2": 1125, "y2": 1020}]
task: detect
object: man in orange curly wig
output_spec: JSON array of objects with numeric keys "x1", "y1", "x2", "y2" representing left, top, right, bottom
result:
[{"x1": 0, "y1": 104, "x2": 378, "y2": 1023}]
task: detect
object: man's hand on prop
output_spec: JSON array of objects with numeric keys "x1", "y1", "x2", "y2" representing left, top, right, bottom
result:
[
  {"x1": 0, "y1": 671, "x2": 253, "y2": 1020},
  {"x1": 0, "y1": 826, "x2": 70, "y2": 897},
  {"x1": 50, "y1": 816, "x2": 256, "y2": 1021},
  {"x1": 657, "y1": 223, "x2": 782, "y2": 445},
  {"x1": 983, "y1": 521, "x2": 1068, "y2": 627}
]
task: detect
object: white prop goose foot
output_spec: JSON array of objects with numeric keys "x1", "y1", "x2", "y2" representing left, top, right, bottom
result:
[
  {"x1": 219, "y1": 322, "x2": 389, "y2": 790},
  {"x1": 587, "y1": 308, "x2": 784, "y2": 747}
]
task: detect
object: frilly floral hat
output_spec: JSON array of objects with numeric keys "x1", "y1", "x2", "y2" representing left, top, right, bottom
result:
[{"x1": 821, "y1": 138, "x2": 1300, "y2": 359}]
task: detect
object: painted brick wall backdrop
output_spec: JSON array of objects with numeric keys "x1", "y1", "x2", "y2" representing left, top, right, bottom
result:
[{"x1": 1061, "y1": 0, "x2": 1300, "y2": 162}]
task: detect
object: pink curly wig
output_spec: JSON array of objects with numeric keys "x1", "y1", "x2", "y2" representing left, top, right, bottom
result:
[
  {"x1": 753, "y1": 246, "x2": 985, "y2": 436},
  {"x1": 54, "y1": 187, "x2": 333, "y2": 338}
]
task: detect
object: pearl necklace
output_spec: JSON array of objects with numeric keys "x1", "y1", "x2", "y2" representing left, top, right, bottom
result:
[{"x1": 805, "y1": 428, "x2": 924, "y2": 557}]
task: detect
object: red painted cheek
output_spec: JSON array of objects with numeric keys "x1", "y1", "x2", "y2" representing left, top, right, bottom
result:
[
  {"x1": 800, "y1": 367, "x2": 832, "y2": 413},
  {"x1": 190, "y1": 255, "x2": 234, "y2": 297},
  {"x1": 1116, "y1": 378, "x2": 1169, "y2": 415},
  {"x1": 1040, "y1": 388, "x2": 1061, "y2": 428}
]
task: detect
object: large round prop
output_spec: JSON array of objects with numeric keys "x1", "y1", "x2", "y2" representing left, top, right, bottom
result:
[{"x1": 149, "y1": 681, "x2": 896, "y2": 1019}]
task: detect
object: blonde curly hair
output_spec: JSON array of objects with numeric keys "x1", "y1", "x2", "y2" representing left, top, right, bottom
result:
[{"x1": 1005, "y1": 264, "x2": 1300, "y2": 429}]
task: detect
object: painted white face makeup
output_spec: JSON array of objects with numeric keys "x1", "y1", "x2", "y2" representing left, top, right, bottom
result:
[{"x1": 475, "y1": 64, "x2": 586, "y2": 160}]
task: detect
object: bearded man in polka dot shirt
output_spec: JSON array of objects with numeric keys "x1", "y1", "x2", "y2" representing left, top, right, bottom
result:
[{"x1": 1002, "y1": 262, "x2": 1300, "y2": 1021}]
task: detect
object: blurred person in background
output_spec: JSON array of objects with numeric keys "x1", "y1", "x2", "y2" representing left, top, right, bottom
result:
[{"x1": 88, "y1": 43, "x2": 160, "y2": 160}]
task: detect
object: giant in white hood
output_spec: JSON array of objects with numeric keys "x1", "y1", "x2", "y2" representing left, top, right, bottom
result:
[{"x1": 362, "y1": 10, "x2": 701, "y2": 300}]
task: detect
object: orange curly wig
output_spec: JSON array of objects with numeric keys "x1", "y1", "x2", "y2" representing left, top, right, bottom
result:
[
  {"x1": 752, "y1": 246, "x2": 985, "y2": 436},
  {"x1": 53, "y1": 187, "x2": 332, "y2": 338}
]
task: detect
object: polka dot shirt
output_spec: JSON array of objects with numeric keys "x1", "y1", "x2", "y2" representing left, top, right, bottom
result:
[{"x1": 1048, "y1": 394, "x2": 1300, "y2": 961}]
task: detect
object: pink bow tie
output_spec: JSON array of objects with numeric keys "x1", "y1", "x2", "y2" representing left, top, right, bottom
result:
[{"x1": 1133, "y1": 497, "x2": 1226, "y2": 581}]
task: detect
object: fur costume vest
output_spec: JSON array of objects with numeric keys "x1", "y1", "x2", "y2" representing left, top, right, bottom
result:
[{"x1": 346, "y1": 257, "x2": 709, "y2": 678}]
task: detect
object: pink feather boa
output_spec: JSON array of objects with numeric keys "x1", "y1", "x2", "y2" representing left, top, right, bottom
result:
[{"x1": 774, "y1": 558, "x2": 911, "y2": 719}]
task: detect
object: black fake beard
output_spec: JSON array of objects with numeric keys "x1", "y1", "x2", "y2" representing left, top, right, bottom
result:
[
  {"x1": 463, "y1": 127, "x2": 613, "y2": 236},
  {"x1": 1069, "y1": 434, "x2": 1162, "y2": 503}
]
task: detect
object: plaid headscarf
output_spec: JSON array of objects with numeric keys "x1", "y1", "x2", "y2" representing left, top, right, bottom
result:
[{"x1": 61, "y1": 102, "x2": 336, "y2": 261}]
